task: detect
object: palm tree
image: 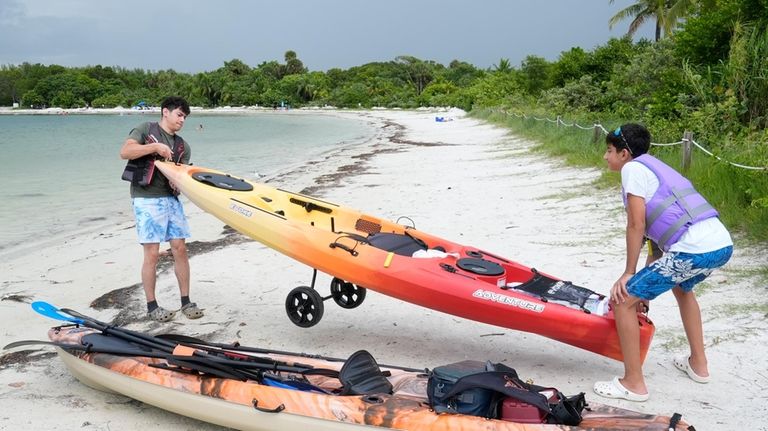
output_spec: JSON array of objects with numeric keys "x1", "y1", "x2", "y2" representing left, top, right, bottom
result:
[
  {"x1": 395, "y1": 56, "x2": 434, "y2": 95},
  {"x1": 666, "y1": 0, "x2": 716, "y2": 31},
  {"x1": 193, "y1": 72, "x2": 222, "y2": 106},
  {"x1": 284, "y1": 50, "x2": 306, "y2": 76},
  {"x1": 494, "y1": 58, "x2": 512, "y2": 73},
  {"x1": 609, "y1": 0, "x2": 670, "y2": 41},
  {"x1": 609, "y1": 0, "x2": 710, "y2": 41}
]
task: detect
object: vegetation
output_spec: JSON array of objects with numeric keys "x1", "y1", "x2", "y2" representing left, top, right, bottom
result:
[{"x1": 0, "y1": 0, "x2": 765, "y2": 239}]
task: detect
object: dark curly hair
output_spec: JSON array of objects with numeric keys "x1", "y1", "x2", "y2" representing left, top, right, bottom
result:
[
  {"x1": 160, "y1": 96, "x2": 190, "y2": 116},
  {"x1": 606, "y1": 123, "x2": 651, "y2": 157}
]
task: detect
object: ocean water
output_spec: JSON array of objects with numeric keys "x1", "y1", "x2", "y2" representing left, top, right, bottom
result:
[{"x1": 0, "y1": 112, "x2": 375, "y2": 255}]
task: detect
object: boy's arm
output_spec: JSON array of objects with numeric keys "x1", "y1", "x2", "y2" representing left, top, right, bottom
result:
[
  {"x1": 120, "y1": 138, "x2": 171, "y2": 160},
  {"x1": 625, "y1": 194, "x2": 646, "y2": 275},
  {"x1": 611, "y1": 193, "x2": 647, "y2": 304}
]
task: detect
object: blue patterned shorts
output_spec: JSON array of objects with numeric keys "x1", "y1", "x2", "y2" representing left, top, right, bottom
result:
[
  {"x1": 132, "y1": 197, "x2": 190, "y2": 244},
  {"x1": 627, "y1": 246, "x2": 733, "y2": 300}
]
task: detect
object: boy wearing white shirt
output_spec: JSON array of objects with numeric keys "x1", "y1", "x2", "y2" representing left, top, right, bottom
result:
[{"x1": 593, "y1": 124, "x2": 733, "y2": 402}]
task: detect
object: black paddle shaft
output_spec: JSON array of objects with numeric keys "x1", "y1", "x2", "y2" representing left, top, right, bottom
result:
[
  {"x1": 156, "y1": 333, "x2": 424, "y2": 373},
  {"x1": 58, "y1": 308, "x2": 338, "y2": 377}
]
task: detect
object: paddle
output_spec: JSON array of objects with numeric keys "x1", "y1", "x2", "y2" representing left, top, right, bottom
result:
[
  {"x1": 6, "y1": 339, "x2": 170, "y2": 359},
  {"x1": 30, "y1": 302, "x2": 340, "y2": 378},
  {"x1": 4, "y1": 339, "x2": 257, "y2": 381},
  {"x1": 59, "y1": 306, "x2": 179, "y2": 351},
  {"x1": 46, "y1": 302, "x2": 416, "y2": 374},
  {"x1": 57, "y1": 306, "x2": 329, "y2": 372},
  {"x1": 32, "y1": 301, "x2": 84, "y2": 325},
  {"x1": 33, "y1": 301, "x2": 420, "y2": 373},
  {"x1": 156, "y1": 333, "x2": 423, "y2": 373}
]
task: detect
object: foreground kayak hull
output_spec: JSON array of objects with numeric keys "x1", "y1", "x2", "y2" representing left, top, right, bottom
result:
[
  {"x1": 55, "y1": 347, "x2": 373, "y2": 431},
  {"x1": 155, "y1": 162, "x2": 654, "y2": 362},
  {"x1": 56, "y1": 348, "x2": 371, "y2": 430},
  {"x1": 49, "y1": 326, "x2": 688, "y2": 431}
]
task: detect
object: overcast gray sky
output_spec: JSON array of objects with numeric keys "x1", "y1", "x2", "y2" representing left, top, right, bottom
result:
[{"x1": 0, "y1": 0, "x2": 654, "y2": 73}]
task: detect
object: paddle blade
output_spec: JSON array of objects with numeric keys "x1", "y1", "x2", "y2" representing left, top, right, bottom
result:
[
  {"x1": 31, "y1": 301, "x2": 84, "y2": 324},
  {"x1": 4, "y1": 340, "x2": 59, "y2": 350}
]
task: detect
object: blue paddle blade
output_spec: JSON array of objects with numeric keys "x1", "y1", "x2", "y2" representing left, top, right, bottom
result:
[
  {"x1": 262, "y1": 377, "x2": 297, "y2": 390},
  {"x1": 31, "y1": 301, "x2": 85, "y2": 324},
  {"x1": 262, "y1": 376, "x2": 329, "y2": 394}
]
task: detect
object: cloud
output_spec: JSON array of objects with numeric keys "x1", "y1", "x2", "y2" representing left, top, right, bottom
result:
[
  {"x1": 0, "y1": 0, "x2": 25, "y2": 26},
  {"x1": 1, "y1": 0, "x2": 655, "y2": 72}
]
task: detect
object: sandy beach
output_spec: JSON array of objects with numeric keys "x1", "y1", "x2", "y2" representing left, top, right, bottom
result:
[{"x1": 1, "y1": 108, "x2": 766, "y2": 430}]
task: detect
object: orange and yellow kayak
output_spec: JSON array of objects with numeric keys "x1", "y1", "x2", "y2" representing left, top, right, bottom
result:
[
  {"x1": 45, "y1": 324, "x2": 687, "y2": 431},
  {"x1": 155, "y1": 162, "x2": 654, "y2": 362}
]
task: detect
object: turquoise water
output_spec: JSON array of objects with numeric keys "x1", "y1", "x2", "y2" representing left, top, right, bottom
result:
[{"x1": 0, "y1": 112, "x2": 374, "y2": 253}]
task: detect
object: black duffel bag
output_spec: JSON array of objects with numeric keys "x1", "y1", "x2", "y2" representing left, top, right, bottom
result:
[
  {"x1": 428, "y1": 360, "x2": 585, "y2": 425},
  {"x1": 427, "y1": 360, "x2": 496, "y2": 417}
]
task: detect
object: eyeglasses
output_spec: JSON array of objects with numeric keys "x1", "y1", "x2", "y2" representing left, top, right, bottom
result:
[{"x1": 614, "y1": 127, "x2": 633, "y2": 155}]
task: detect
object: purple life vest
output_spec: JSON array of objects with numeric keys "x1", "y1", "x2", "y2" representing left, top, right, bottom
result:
[{"x1": 624, "y1": 154, "x2": 718, "y2": 252}]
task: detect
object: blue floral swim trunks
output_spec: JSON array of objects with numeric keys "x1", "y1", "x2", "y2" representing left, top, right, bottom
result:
[
  {"x1": 627, "y1": 246, "x2": 733, "y2": 300},
  {"x1": 132, "y1": 197, "x2": 191, "y2": 244}
]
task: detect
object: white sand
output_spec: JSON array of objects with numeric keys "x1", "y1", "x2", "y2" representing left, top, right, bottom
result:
[{"x1": 1, "y1": 109, "x2": 766, "y2": 430}]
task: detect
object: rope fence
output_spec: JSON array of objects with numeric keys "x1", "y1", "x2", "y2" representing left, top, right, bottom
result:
[{"x1": 491, "y1": 109, "x2": 767, "y2": 172}]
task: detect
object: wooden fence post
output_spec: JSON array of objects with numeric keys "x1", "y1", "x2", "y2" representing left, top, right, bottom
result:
[
  {"x1": 593, "y1": 124, "x2": 601, "y2": 144},
  {"x1": 682, "y1": 131, "x2": 693, "y2": 171},
  {"x1": 556, "y1": 115, "x2": 561, "y2": 127}
]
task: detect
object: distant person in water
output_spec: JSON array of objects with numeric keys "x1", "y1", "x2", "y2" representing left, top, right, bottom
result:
[
  {"x1": 119, "y1": 96, "x2": 204, "y2": 322},
  {"x1": 592, "y1": 123, "x2": 732, "y2": 402},
  {"x1": 196, "y1": 124, "x2": 203, "y2": 131}
]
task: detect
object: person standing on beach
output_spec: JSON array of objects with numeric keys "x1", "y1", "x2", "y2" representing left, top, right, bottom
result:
[
  {"x1": 119, "y1": 96, "x2": 204, "y2": 322},
  {"x1": 593, "y1": 123, "x2": 732, "y2": 402}
]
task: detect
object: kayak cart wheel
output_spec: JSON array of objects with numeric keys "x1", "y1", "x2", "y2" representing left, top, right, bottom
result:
[
  {"x1": 285, "y1": 286, "x2": 324, "y2": 328},
  {"x1": 329, "y1": 277, "x2": 367, "y2": 309}
]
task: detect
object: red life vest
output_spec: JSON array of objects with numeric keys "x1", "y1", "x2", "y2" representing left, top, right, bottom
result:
[{"x1": 121, "y1": 122, "x2": 186, "y2": 186}]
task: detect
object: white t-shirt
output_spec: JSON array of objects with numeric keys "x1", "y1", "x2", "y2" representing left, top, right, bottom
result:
[{"x1": 621, "y1": 161, "x2": 732, "y2": 253}]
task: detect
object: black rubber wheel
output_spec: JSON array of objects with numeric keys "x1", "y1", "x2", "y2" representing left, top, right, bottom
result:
[
  {"x1": 329, "y1": 277, "x2": 367, "y2": 309},
  {"x1": 285, "y1": 286, "x2": 324, "y2": 328}
]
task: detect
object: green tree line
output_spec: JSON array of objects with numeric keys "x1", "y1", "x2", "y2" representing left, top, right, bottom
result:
[
  {"x1": 0, "y1": 51, "x2": 485, "y2": 111},
  {"x1": 0, "y1": 0, "x2": 765, "y2": 237}
]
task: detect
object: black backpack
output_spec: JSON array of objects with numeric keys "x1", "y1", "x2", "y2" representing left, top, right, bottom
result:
[{"x1": 428, "y1": 360, "x2": 585, "y2": 426}]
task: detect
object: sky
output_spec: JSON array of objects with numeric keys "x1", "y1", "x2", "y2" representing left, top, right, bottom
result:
[{"x1": 0, "y1": 0, "x2": 655, "y2": 73}]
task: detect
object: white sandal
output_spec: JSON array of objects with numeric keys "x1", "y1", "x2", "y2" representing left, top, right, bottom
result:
[
  {"x1": 593, "y1": 377, "x2": 649, "y2": 402},
  {"x1": 673, "y1": 355, "x2": 710, "y2": 383}
]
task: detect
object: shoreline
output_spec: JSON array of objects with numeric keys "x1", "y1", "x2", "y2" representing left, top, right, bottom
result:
[
  {"x1": 0, "y1": 105, "x2": 458, "y2": 116},
  {"x1": 0, "y1": 109, "x2": 766, "y2": 430},
  {"x1": 0, "y1": 108, "x2": 385, "y2": 261}
]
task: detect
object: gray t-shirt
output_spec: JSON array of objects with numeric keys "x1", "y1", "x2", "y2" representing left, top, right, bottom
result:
[{"x1": 127, "y1": 122, "x2": 191, "y2": 198}]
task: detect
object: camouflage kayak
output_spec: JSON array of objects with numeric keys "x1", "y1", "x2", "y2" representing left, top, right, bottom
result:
[{"x1": 37, "y1": 318, "x2": 689, "y2": 431}]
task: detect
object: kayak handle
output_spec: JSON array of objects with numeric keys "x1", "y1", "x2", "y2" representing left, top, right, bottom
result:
[
  {"x1": 329, "y1": 236, "x2": 359, "y2": 257},
  {"x1": 252, "y1": 398, "x2": 286, "y2": 413},
  {"x1": 396, "y1": 216, "x2": 416, "y2": 229}
]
